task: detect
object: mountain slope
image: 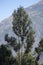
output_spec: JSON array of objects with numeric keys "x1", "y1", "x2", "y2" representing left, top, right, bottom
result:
[
  {"x1": 26, "y1": 0, "x2": 43, "y2": 51},
  {"x1": 26, "y1": 0, "x2": 43, "y2": 36},
  {"x1": 0, "y1": 0, "x2": 43, "y2": 47}
]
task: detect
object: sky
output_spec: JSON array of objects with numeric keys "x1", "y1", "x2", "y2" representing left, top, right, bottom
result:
[{"x1": 0, "y1": 0, "x2": 40, "y2": 21}]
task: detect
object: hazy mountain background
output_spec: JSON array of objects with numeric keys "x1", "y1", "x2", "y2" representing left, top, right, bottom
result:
[{"x1": 0, "y1": 0, "x2": 43, "y2": 50}]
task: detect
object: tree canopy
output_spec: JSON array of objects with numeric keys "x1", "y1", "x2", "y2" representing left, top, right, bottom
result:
[{"x1": 5, "y1": 7, "x2": 35, "y2": 53}]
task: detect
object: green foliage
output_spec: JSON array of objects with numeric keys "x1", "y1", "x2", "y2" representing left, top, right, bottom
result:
[
  {"x1": 5, "y1": 7, "x2": 35, "y2": 53},
  {"x1": 0, "y1": 44, "x2": 38, "y2": 65},
  {"x1": 12, "y1": 7, "x2": 31, "y2": 38},
  {"x1": 12, "y1": 7, "x2": 35, "y2": 52},
  {"x1": 0, "y1": 45, "x2": 15, "y2": 65},
  {"x1": 4, "y1": 7, "x2": 35, "y2": 65},
  {"x1": 35, "y1": 38, "x2": 43, "y2": 54},
  {"x1": 41, "y1": 63, "x2": 43, "y2": 65},
  {"x1": 12, "y1": 7, "x2": 34, "y2": 48},
  {"x1": 35, "y1": 38, "x2": 43, "y2": 65},
  {"x1": 15, "y1": 53, "x2": 37, "y2": 65},
  {"x1": 39, "y1": 38, "x2": 43, "y2": 48},
  {"x1": 25, "y1": 28, "x2": 35, "y2": 53}
]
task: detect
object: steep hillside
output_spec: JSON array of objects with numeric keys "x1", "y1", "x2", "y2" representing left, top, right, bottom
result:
[
  {"x1": 26, "y1": 0, "x2": 43, "y2": 50},
  {"x1": 0, "y1": 0, "x2": 43, "y2": 49},
  {"x1": 26, "y1": 0, "x2": 43, "y2": 37}
]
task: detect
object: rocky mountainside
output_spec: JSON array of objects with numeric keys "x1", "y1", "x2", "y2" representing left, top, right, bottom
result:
[
  {"x1": 26, "y1": 0, "x2": 43, "y2": 36},
  {"x1": 26, "y1": 0, "x2": 43, "y2": 50},
  {"x1": 0, "y1": 0, "x2": 43, "y2": 47}
]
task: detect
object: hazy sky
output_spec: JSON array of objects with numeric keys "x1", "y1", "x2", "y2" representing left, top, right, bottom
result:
[{"x1": 0, "y1": 0, "x2": 40, "y2": 21}]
